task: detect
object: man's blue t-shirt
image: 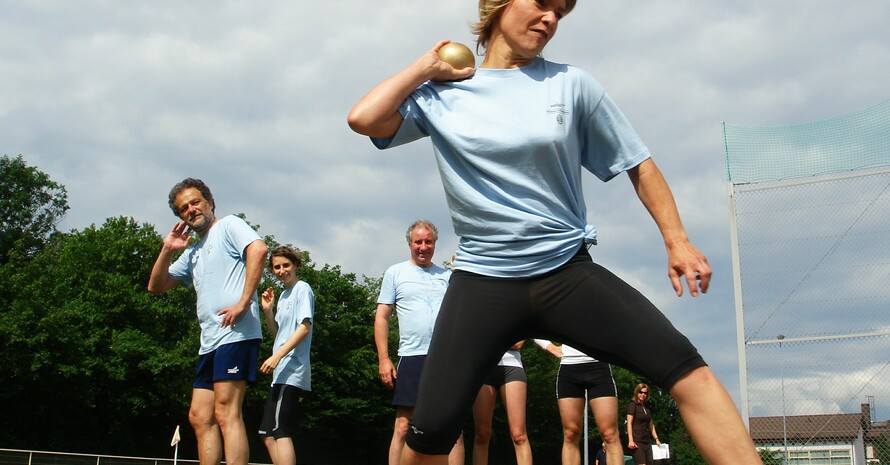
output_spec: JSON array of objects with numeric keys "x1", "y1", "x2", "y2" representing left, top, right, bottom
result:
[
  {"x1": 377, "y1": 261, "x2": 451, "y2": 356},
  {"x1": 168, "y1": 215, "x2": 263, "y2": 354}
]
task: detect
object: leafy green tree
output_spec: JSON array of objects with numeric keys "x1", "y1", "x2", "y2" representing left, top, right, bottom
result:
[
  {"x1": 759, "y1": 447, "x2": 783, "y2": 465},
  {"x1": 0, "y1": 154, "x2": 69, "y2": 262},
  {"x1": 0, "y1": 216, "x2": 197, "y2": 454},
  {"x1": 522, "y1": 341, "x2": 563, "y2": 461},
  {"x1": 0, "y1": 214, "x2": 393, "y2": 462},
  {"x1": 871, "y1": 435, "x2": 890, "y2": 465}
]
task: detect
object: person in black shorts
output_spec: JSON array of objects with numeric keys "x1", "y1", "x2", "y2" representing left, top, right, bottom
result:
[
  {"x1": 257, "y1": 247, "x2": 315, "y2": 465},
  {"x1": 537, "y1": 340, "x2": 622, "y2": 465},
  {"x1": 471, "y1": 341, "x2": 531, "y2": 465}
]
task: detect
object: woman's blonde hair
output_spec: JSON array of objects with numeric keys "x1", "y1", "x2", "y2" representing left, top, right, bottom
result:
[{"x1": 470, "y1": 0, "x2": 577, "y2": 53}]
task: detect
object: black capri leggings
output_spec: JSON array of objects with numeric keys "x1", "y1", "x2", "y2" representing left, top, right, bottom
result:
[{"x1": 406, "y1": 246, "x2": 706, "y2": 455}]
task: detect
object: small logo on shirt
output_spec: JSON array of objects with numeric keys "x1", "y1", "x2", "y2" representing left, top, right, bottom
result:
[
  {"x1": 227, "y1": 366, "x2": 240, "y2": 374},
  {"x1": 546, "y1": 103, "x2": 568, "y2": 125}
]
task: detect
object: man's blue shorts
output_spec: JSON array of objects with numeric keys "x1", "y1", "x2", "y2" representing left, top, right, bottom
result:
[
  {"x1": 193, "y1": 339, "x2": 260, "y2": 389},
  {"x1": 392, "y1": 355, "x2": 426, "y2": 407}
]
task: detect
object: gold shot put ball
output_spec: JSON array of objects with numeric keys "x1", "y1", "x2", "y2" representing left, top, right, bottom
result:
[{"x1": 438, "y1": 42, "x2": 475, "y2": 69}]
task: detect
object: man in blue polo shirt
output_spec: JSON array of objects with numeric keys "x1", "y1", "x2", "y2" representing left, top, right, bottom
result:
[
  {"x1": 149, "y1": 178, "x2": 268, "y2": 465},
  {"x1": 374, "y1": 219, "x2": 463, "y2": 465}
]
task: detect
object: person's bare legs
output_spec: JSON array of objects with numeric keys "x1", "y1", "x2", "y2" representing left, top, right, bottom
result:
[
  {"x1": 557, "y1": 397, "x2": 584, "y2": 465},
  {"x1": 557, "y1": 396, "x2": 619, "y2": 465},
  {"x1": 270, "y1": 437, "x2": 296, "y2": 465},
  {"x1": 448, "y1": 433, "x2": 465, "y2": 465},
  {"x1": 213, "y1": 380, "x2": 249, "y2": 465},
  {"x1": 670, "y1": 367, "x2": 763, "y2": 465},
  {"x1": 401, "y1": 445, "x2": 447, "y2": 465},
  {"x1": 263, "y1": 437, "x2": 278, "y2": 465},
  {"x1": 589, "y1": 396, "x2": 621, "y2": 465},
  {"x1": 190, "y1": 388, "x2": 223, "y2": 465},
  {"x1": 472, "y1": 385, "x2": 496, "y2": 465},
  {"x1": 389, "y1": 406, "x2": 414, "y2": 465},
  {"x1": 501, "y1": 381, "x2": 532, "y2": 465}
]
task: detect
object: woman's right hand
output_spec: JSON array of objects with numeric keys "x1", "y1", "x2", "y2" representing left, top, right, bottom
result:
[
  {"x1": 347, "y1": 40, "x2": 473, "y2": 138},
  {"x1": 628, "y1": 439, "x2": 637, "y2": 450},
  {"x1": 428, "y1": 40, "x2": 476, "y2": 82},
  {"x1": 260, "y1": 287, "x2": 274, "y2": 312}
]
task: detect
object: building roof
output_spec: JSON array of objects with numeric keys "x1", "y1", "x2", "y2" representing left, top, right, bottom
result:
[{"x1": 750, "y1": 413, "x2": 863, "y2": 442}]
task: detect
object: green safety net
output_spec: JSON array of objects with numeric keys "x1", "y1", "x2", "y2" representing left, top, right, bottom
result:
[{"x1": 723, "y1": 99, "x2": 890, "y2": 184}]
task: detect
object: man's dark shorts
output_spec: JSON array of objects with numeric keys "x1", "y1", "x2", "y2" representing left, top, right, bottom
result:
[
  {"x1": 193, "y1": 339, "x2": 260, "y2": 389},
  {"x1": 392, "y1": 355, "x2": 426, "y2": 407}
]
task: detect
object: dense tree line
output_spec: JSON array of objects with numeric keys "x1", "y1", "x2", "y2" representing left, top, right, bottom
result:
[{"x1": 0, "y1": 155, "x2": 704, "y2": 464}]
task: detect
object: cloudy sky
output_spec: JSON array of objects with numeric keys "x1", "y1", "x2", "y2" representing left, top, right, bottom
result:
[{"x1": 3, "y1": 1, "x2": 888, "y2": 415}]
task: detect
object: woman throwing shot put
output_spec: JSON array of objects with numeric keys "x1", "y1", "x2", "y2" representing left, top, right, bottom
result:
[{"x1": 347, "y1": 1, "x2": 763, "y2": 465}]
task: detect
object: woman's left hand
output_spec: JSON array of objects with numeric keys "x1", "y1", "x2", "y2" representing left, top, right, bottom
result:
[{"x1": 667, "y1": 240, "x2": 711, "y2": 297}]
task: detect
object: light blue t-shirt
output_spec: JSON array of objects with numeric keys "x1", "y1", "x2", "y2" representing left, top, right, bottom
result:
[
  {"x1": 373, "y1": 58, "x2": 650, "y2": 277},
  {"x1": 377, "y1": 261, "x2": 451, "y2": 356},
  {"x1": 271, "y1": 280, "x2": 314, "y2": 390},
  {"x1": 168, "y1": 215, "x2": 264, "y2": 354}
]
